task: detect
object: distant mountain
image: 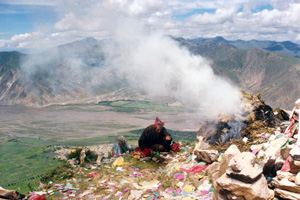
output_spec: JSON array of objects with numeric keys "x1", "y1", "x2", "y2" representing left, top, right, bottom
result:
[
  {"x1": 0, "y1": 37, "x2": 299, "y2": 109},
  {"x1": 189, "y1": 36, "x2": 300, "y2": 58},
  {"x1": 176, "y1": 37, "x2": 300, "y2": 108},
  {"x1": 0, "y1": 39, "x2": 138, "y2": 106}
]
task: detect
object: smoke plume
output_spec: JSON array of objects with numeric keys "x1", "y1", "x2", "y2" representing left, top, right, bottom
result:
[{"x1": 20, "y1": 1, "x2": 242, "y2": 120}]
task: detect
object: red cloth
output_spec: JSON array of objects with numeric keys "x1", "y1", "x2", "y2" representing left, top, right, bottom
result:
[
  {"x1": 172, "y1": 143, "x2": 180, "y2": 152},
  {"x1": 29, "y1": 195, "x2": 46, "y2": 200},
  {"x1": 154, "y1": 117, "x2": 165, "y2": 127},
  {"x1": 281, "y1": 156, "x2": 291, "y2": 172},
  {"x1": 180, "y1": 165, "x2": 208, "y2": 173},
  {"x1": 133, "y1": 147, "x2": 151, "y2": 157},
  {"x1": 284, "y1": 108, "x2": 296, "y2": 137},
  {"x1": 186, "y1": 165, "x2": 208, "y2": 173},
  {"x1": 90, "y1": 171, "x2": 100, "y2": 178},
  {"x1": 285, "y1": 118, "x2": 295, "y2": 137}
]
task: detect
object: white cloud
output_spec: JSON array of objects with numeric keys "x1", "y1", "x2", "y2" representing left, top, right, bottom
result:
[
  {"x1": 187, "y1": 7, "x2": 237, "y2": 24},
  {"x1": 1, "y1": 0, "x2": 300, "y2": 51},
  {"x1": 0, "y1": 32, "x2": 45, "y2": 49}
]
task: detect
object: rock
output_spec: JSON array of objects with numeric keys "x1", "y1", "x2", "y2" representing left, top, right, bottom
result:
[
  {"x1": 214, "y1": 144, "x2": 241, "y2": 199},
  {"x1": 218, "y1": 145, "x2": 241, "y2": 177},
  {"x1": 218, "y1": 189, "x2": 246, "y2": 200},
  {"x1": 0, "y1": 187, "x2": 25, "y2": 200},
  {"x1": 274, "y1": 188, "x2": 300, "y2": 200},
  {"x1": 216, "y1": 173, "x2": 274, "y2": 200},
  {"x1": 276, "y1": 171, "x2": 296, "y2": 181},
  {"x1": 80, "y1": 149, "x2": 86, "y2": 164},
  {"x1": 226, "y1": 152, "x2": 262, "y2": 183},
  {"x1": 271, "y1": 176, "x2": 300, "y2": 193},
  {"x1": 289, "y1": 159, "x2": 300, "y2": 174},
  {"x1": 194, "y1": 149, "x2": 219, "y2": 164},
  {"x1": 96, "y1": 154, "x2": 103, "y2": 165},
  {"x1": 275, "y1": 158, "x2": 285, "y2": 172},
  {"x1": 206, "y1": 162, "x2": 220, "y2": 175},
  {"x1": 296, "y1": 173, "x2": 300, "y2": 185},
  {"x1": 194, "y1": 135, "x2": 211, "y2": 150},
  {"x1": 263, "y1": 157, "x2": 284, "y2": 177},
  {"x1": 281, "y1": 143, "x2": 295, "y2": 160},
  {"x1": 290, "y1": 145, "x2": 300, "y2": 161},
  {"x1": 206, "y1": 162, "x2": 220, "y2": 188},
  {"x1": 264, "y1": 136, "x2": 289, "y2": 160}
]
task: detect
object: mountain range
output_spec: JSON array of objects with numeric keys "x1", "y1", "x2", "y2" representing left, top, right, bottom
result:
[{"x1": 0, "y1": 37, "x2": 299, "y2": 109}]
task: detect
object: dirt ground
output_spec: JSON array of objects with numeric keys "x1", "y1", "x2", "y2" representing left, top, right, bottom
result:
[{"x1": 0, "y1": 104, "x2": 202, "y2": 141}]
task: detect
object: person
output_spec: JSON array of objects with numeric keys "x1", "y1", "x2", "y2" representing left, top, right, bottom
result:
[
  {"x1": 284, "y1": 98, "x2": 300, "y2": 144},
  {"x1": 138, "y1": 117, "x2": 172, "y2": 152}
]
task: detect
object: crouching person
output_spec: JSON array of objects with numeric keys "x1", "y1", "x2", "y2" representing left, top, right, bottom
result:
[{"x1": 138, "y1": 117, "x2": 172, "y2": 152}]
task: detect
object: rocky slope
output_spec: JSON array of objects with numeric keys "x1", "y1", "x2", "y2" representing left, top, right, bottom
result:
[
  {"x1": 176, "y1": 38, "x2": 300, "y2": 109},
  {"x1": 0, "y1": 37, "x2": 299, "y2": 108},
  {"x1": 3, "y1": 92, "x2": 299, "y2": 200}
]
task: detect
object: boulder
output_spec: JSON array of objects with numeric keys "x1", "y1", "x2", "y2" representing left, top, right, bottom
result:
[
  {"x1": 194, "y1": 149, "x2": 219, "y2": 164},
  {"x1": 194, "y1": 135, "x2": 211, "y2": 150},
  {"x1": 264, "y1": 136, "x2": 289, "y2": 159},
  {"x1": 206, "y1": 162, "x2": 220, "y2": 188},
  {"x1": 80, "y1": 149, "x2": 86, "y2": 164},
  {"x1": 206, "y1": 161, "x2": 220, "y2": 175},
  {"x1": 289, "y1": 159, "x2": 300, "y2": 174},
  {"x1": 281, "y1": 143, "x2": 295, "y2": 160},
  {"x1": 226, "y1": 152, "x2": 262, "y2": 183},
  {"x1": 275, "y1": 158, "x2": 285, "y2": 172},
  {"x1": 271, "y1": 176, "x2": 300, "y2": 193},
  {"x1": 0, "y1": 187, "x2": 25, "y2": 200},
  {"x1": 290, "y1": 145, "x2": 300, "y2": 161},
  {"x1": 216, "y1": 173, "x2": 274, "y2": 200},
  {"x1": 274, "y1": 188, "x2": 300, "y2": 200},
  {"x1": 214, "y1": 145, "x2": 240, "y2": 199},
  {"x1": 218, "y1": 145, "x2": 241, "y2": 177},
  {"x1": 218, "y1": 189, "x2": 246, "y2": 200},
  {"x1": 296, "y1": 172, "x2": 300, "y2": 185},
  {"x1": 276, "y1": 171, "x2": 296, "y2": 182},
  {"x1": 263, "y1": 157, "x2": 284, "y2": 177}
]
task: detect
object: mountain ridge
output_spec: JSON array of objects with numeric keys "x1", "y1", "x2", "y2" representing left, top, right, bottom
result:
[{"x1": 0, "y1": 37, "x2": 299, "y2": 109}]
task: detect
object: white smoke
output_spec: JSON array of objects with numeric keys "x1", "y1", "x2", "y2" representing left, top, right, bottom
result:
[
  {"x1": 100, "y1": 19, "x2": 242, "y2": 119},
  {"x1": 19, "y1": 1, "x2": 242, "y2": 120}
]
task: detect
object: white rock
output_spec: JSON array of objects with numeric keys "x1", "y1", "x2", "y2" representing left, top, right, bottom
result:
[{"x1": 296, "y1": 173, "x2": 300, "y2": 186}]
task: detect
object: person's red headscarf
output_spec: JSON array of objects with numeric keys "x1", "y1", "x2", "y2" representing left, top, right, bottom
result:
[{"x1": 154, "y1": 117, "x2": 165, "y2": 127}]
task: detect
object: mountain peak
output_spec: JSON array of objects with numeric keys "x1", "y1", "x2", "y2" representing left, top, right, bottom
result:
[{"x1": 83, "y1": 37, "x2": 97, "y2": 43}]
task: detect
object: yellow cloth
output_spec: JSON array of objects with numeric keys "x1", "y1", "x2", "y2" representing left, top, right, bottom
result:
[{"x1": 112, "y1": 157, "x2": 127, "y2": 167}]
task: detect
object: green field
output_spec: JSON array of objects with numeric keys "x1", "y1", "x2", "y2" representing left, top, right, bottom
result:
[
  {"x1": 0, "y1": 138, "x2": 61, "y2": 192},
  {"x1": 0, "y1": 129, "x2": 196, "y2": 193},
  {"x1": 0, "y1": 101, "x2": 199, "y2": 194}
]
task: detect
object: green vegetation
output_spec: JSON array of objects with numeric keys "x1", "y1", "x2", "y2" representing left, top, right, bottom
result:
[
  {"x1": 277, "y1": 53, "x2": 300, "y2": 65},
  {"x1": 98, "y1": 100, "x2": 190, "y2": 113},
  {"x1": 40, "y1": 162, "x2": 74, "y2": 184},
  {"x1": 67, "y1": 148, "x2": 98, "y2": 164},
  {"x1": 0, "y1": 102, "x2": 196, "y2": 195},
  {"x1": 0, "y1": 138, "x2": 61, "y2": 193},
  {"x1": 0, "y1": 128, "x2": 196, "y2": 194}
]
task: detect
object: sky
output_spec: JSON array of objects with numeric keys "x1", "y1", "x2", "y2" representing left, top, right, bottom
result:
[{"x1": 0, "y1": 0, "x2": 300, "y2": 51}]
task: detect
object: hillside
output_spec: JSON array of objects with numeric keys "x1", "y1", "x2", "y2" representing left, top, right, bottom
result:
[
  {"x1": 0, "y1": 37, "x2": 300, "y2": 109},
  {"x1": 176, "y1": 38, "x2": 300, "y2": 109},
  {"x1": 3, "y1": 92, "x2": 300, "y2": 200},
  {"x1": 189, "y1": 36, "x2": 300, "y2": 58}
]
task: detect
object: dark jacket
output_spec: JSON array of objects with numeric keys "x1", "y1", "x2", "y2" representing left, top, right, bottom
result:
[{"x1": 138, "y1": 125, "x2": 172, "y2": 151}]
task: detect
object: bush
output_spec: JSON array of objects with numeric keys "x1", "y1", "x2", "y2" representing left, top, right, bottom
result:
[
  {"x1": 67, "y1": 148, "x2": 98, "y2": 164},
  {"x1": 40, "y1": 162, "x2": 74, "y2": 183}
]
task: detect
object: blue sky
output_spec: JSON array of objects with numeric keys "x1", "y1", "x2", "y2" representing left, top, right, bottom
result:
[
  {"x1": 0, "y1": 4, "x2": 58, "y2": 39},
  {"x1": 0, "y1": 0, "x2": 299, "y2": 51}
]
